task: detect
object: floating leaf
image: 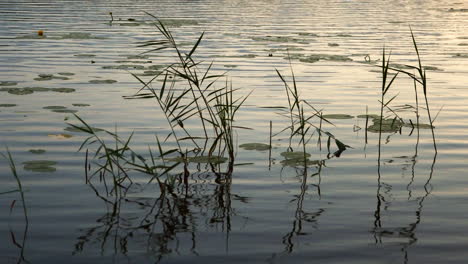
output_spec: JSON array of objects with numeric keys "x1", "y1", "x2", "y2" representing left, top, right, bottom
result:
[
  {"x1": 322, "y1": 114, "x2": 354, "y2": 119},
  {"x1": 74, "y1": 54, "x2": 96, "y2": 57},
  {"x1": 89, "y1": 79, "x2": 117, "y2": 84},
  {"x1": 52, "y1": 88, "x2": 75, "y2": 93},
  {"x1": 0, "y1": 104, "x2": 16, "y2": 107},
  {"x1": 7, "y1": 88, "x2": 34, "y2": 95},
  {"x1": 51, "y1": 109, "x2": 77, "y2": 113},
  {"x1": 23, "y1": 160, "x2": 57, "y2": 172},
  {"x1": 57, "y1": 72, "x2": 75, "y2": 76},
  {"x1": 403, "y1": 123, "x2": 434, "y2": 129},
  {"x1": 43, "y1": 106, "x2": 67, "y2": 110},
  {"x1": 239, "y1": 143, "x2": 271, "y2": 151},
  {"x1": 48, "y1": 133, "x2": 73, "y2": 139},
  {"x1": 0, "y1": 81, "x2": 17, "y2": 86},
  {"x1": 367, "y1": 118, "x2": 403, "y2": 133},
  {"x1": 29, "y1": 149, "x2": 46, "y2": 154},
  {"x1": 357, "y1": 114, "x2": 380, "y2": 119}
]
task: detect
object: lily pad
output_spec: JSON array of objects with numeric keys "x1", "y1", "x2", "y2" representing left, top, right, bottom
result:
[
  {"x1": 34, "y1": 74, "x2": 69, "y2": 81},
  {"x1": 52, "y1": 88, "x2": 75, "y2": 93},
  {"x1": 51, "y1": 109, "x2": 77, "y2": 113},
  {"x1": 126, "y1": 55, "x2": 149, "y2": 60},
  {"x1": 29, "y1": 149, "x2": 46, "y2": 154},
  {"x1": 297, "y1": 54, "x2": 352, "y2": 63},
  {"x1": 322, "y1": 114, "x2": 354, "y2": 119},
  {"x1": 423, "y1": 66, "x2": 442, "y2": 71},
  {"x1": 0, "y1": 104, "x2": 16, "y2": 107},
  {"x1": 89, "y1": 80, "x2": 117, "y2": 84},
  {"x1": 57, "y1": 72, "x2": 75, "y2": 76},
  {"x1": 72, "y1": 103, "x2": 90, "y2": 107},
  {"x1": 328, "y1": 43, "x2": 339, "y2": 47},
  {"x1": 239, "y1": 143, "x2": 271, "y2": 151},
  {"x1": 403, "y1": 123, "x2": 434, "y2": 129},
  {"x1": 147, "y1": 65, "x2": 166, "y2": 70},
  {"x1": 336, "y1": 34, "x2": 352, "y2": 37},
  {"x1": 43, "y1": 106, "x2": 67, "y2": 110},
  {"x1": 28, "y1": 87, "x2": 51, "y2": 92},
  {"x1": 48, "y1": 133, "x2": 73, "y2": 139},
  {"x1": 137, "y1": 70, "x2": 161, "y2": 76},
  {"x1": 22, "y1": 160, "x2": 57, "y2": 173},
  {"x1": 297, "y1": 32, "x2": 318, "y2": 37},
  {"x1": 367, "y1": 118, "x2": 403, "y2": 133},
  {"x1": 7, "y1": 88, "x2": 34, "y2": 95},
  {"x1": 0, "y1": 81, "x2": 17, "y2": 86}
]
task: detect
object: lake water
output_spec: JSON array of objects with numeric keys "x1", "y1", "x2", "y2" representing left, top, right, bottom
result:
[{"x1": 1, "y1": 0, "x2": 468, "y2": 263}]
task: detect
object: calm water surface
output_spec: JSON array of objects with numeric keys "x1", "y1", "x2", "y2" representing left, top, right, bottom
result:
[{"x1": 1, "y1": 0, "x2": 468, "y2": 263}]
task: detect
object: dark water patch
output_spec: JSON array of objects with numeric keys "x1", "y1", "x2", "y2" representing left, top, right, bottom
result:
[
  {"x1": 115, "y1": 60, "x2": 153, "y2": 64},
  {"x1": 0, "y1": 104, "x2": 16, "y2": 107},
  {"x1": 295, "y1": 54, "x2": 352, "y2": 63},
  {"x1": 74, "y1": 54, "x2": 96, "y2": 57},
  {"x1": 280, "y1": 151, "x2": 311, "y2": 159},
  {"x1": 357, "y1": 114, "x2": 380, "y2": 119},
  {"x1": 251, "y1": 35, "x2": 309, "y2": 44},
  {"x1": 60, "y1": 32, "x2": 104, "y2": 39},
  {"x1": 167, "y1": 155, "x2": 228, "y2": 164},
  {"x1": 452, "y1": 53, "x2": 468, "y2": 58},
  {"x1": 280, "y1": 158, "x2": 321, "y2": 167},
  {"x1": 328, "y1": 43, "x2": 339, "y2": 47},
  {"x1": 64, "y1": 126, "x2": 103, "y2": 133},
  {"x1": 72, "y1": 103, "x2": 90, "y2": 107},
  {"x1": 102, "y1": 65, "x2": 145, "y2": 70}
]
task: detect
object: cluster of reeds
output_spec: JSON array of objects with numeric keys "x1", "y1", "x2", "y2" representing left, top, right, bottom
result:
[
  {"x1": 376, "y1": 29, "x2": 438, "y2": 160},
  {"x1": 275, "y1": 62, "x2": 349, "y2": 167},
  {"x1": 73, "y1": 14, "x2": 252, "y2": 193}
]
